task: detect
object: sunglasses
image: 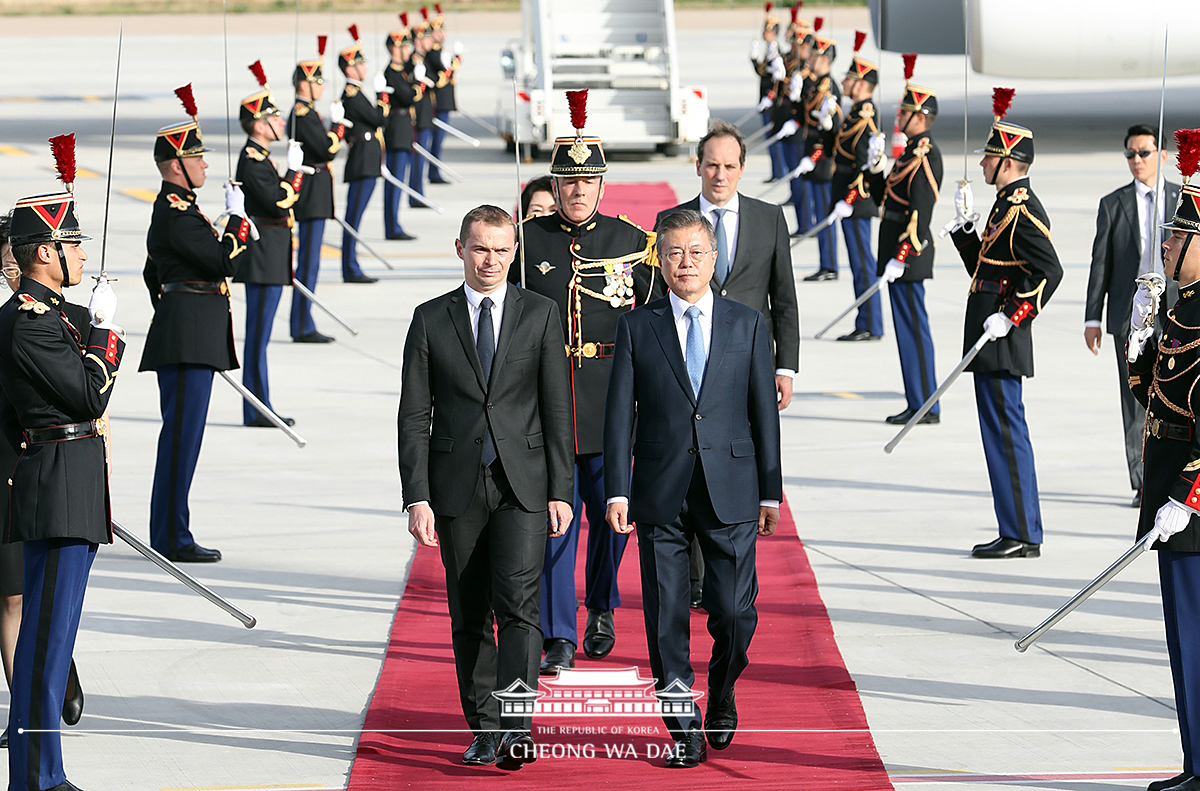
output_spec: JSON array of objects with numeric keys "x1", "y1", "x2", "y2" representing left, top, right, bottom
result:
[{"x1": 1125, "y1": 149, "x2": 1158, "y2": 159}]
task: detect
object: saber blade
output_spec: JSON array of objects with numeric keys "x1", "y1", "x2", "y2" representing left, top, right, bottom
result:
[
  {"x1": 411, "y1": 141, "x2": 464, "y2": 182},
  {"x1": 885, "y1": 334, "x2": 989, "y2": 453},
  {"x1": 99, "y1": 20, "x2": 123, "y2": 281},
  {"x1": 815, "y1": 277, "x2": 885, "y2": 339},
  {"x1": 433, "y1": 116, "x2": 481, "y2": 147},
  {"x1": 455, "y1": 106, "x2": 499, "y2": 135},
  {"x1": 381, "y1": 164, "x2": 443, "y2": 212},
  {"x1": 334, "y1": 217, "x2": 396, "y2": 270},
  {"x1": 292, "y1": 278, "x2": 359, "y2": 335},
  {"x1": 218, "y1": 371, "x2": 308, "y2": 447}
]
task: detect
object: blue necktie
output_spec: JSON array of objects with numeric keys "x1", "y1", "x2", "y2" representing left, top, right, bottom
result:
[
  {"x1": 685, "y1": 305, "x2": 705, "y2": 398},
  {"x1": 477, "y1": 297, "x2": 497, "y2": 467},
  {"x1": 712, "y1": 208, "x2": 730, "y2": 283}
]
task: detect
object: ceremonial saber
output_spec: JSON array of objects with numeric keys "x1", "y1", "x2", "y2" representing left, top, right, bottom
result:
[
  {"x1": 222, "y1": 0, "x2": 234, "y2": 181},
  {"x1": 885, "y1": 333, "x2": 989, "y2": 453},
  {"x1": 112, "y1": 521, "x2": 256, "y2": 629},
  {"x1": 433, "y1": 116, "x2": 480, "y2": 147},
  {"x1": 513, "y1": 77, "x2": 527, "y2": 286},
  {"x1": 791, "y1": 210, "x2": 838, "y2": 245},
  {"x1": 455, "y1": 107, "x2": 499, "y2": 135},
  {"x1": 218, "y1": 371, "x2": 308, "y2": 447},
  {"x1": 411, "y1": 141, "x2": 464, "y2": 182},
  {"x1": 1015, "y1": 534, "x2": 1153, "y2": 653},
  {"x1": 334, "y1": 217, "x2": 396, "y2": 270},
  {"x1": 97, "y1": 21, "x2": 123, "y2": 284},
  {"x1": 731, "y1": 106, "x2": 760, "y2": 128},
  {"x1": 381, "y1": 164, "x2": 443, "y2": 212},
  {"x1": 292, "y1": 278, "x2": 359, "y2": 335},
  {"x1": 746, "y1": 125, "x2": 785, "y2": 156},
  {"x1": 755, "y1": 162, "x2": 804, "y2": 199},
  {"x1": 815, "y1": 277, "x2": 886, "y2": 339}
]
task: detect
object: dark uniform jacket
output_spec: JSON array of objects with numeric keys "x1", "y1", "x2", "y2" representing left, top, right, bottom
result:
[
  {"x1": 383, "y1": 61, "x2": 417, "y2": 152},
  {"x1": 287, "y1": 98, "x2": 344, "y2": 222},
  {"x1": 752, "y1": 42, "x2": 777, "y2": 103},
  {"x1": 140, "y1": 182, "x2": 250, "y2": 372},
  {"x1": 341, "y1": 80, "x2": 387, "y2": 183},
  {"x1": 411, "y1": 53, "x2": 435, "y2": 131},
  {"x1": 1130, "y1": 284, "x2": 1200, "y2": 551},
  {"x1": 868, "y1": 131, "x2": 943, "y2": 281},
  {"x1": 510, "y1": 212, "x2": 661, "y2": 456},
  {"x1": 830, "y1": 97, "x2": 880, "y2": 220},
  {"x1": 802, "y1": 73, "x2": 840, "y2": 183},
  {"x1": 951, "y1": 177, "x2": 1063, "y2": 378},
  {"x1": 0, "y1": 277, "x2": 124, "y2": 544},
  {"x1": 427, "y1": 44, "x2": 458, "y2": 113},
  {"x1": 234, "y1": 137, "x2": 303, "y2": 285}
]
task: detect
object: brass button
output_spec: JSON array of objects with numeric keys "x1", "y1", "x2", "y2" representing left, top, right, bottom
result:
[
  {"x1": 582, "y1": 343, "x2": 598, "y2": 358},
  {"x1": 19, "y1": 442, "x2": 26, "y2": 449}
]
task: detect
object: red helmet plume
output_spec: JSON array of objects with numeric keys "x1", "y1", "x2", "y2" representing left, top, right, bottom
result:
[
  {"x1": 902, "y1": 53, "x2": 917, "y2": 82},
  {"x1": 174, "y1": 83, "x2": 198, "y2": 118},
  {"x1": 991, "y1": 87, "x2": 1015, "y2": 121},
  {"x1": 813, "y1": 16, "x2": 823, "y2": 32},
  {"x1": 420, "y1": 6, "x2": 428, "y2": 19},
  {"x1": 317, "y1": 35, "x2": 327, "y2": 56},
  {"x1": 399, "y1": 11, "x2": 408, "y2": 26},
  {"x1": 435, "y1": 3, "x2": 442, "y2": 13},
  {"x1": 790, "y1": 5, "x2": 798, "y2": 23},
  {"x1": 49, "y1": 134, "x2": 76, "y2": 191},
  {"x1": 764, "y1": 2, "x2": 773, "y2": 12},
  {"x1": 1175, "y1": 129, "x2": 1200, "y2": 182},
  {"x1": 348, "y1": 24, "x2": 359, "y2": 42},
  {"x1": 248, "y1": 60, "x2": 268, "y2": 88},
  {"x1": 566, "y1": 90, "x2": 588, "y2": 134},
  {"x1": 853, "y1": 30, "x2": 867, "y2": 53}
]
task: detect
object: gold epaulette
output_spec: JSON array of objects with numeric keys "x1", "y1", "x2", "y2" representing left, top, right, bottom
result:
[
  {"x1": 617, "y1": 215, "x2": 659, "y2": 268},
  {"x1": 295, "y1": 103, "x2": 310, "y2": 117},
  {"x1": 345, "y1": 84, "x2": 360, "y2": 98},
  {"x1": 166, "y1": 192, "x2": 191, "y2": 211},
  {"x1": 245, "y1": 146, "x2": 267, "y2": 162},
  {"x1": 16, "y1": 294, "x2": 49, "y2": 315}
]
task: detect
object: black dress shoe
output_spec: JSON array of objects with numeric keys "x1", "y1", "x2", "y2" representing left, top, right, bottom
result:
[
  {"x1": 837, "y1": 329, "x2": 882, "y2": 342},
  {"x1": 802, "y1": 269, "x2": 838, "y2": 282},
  {"x1": 885, "y1": 408, "x2": 939, "y2": 425},
  {"x1": 582, "y1": 608, "x2": 615, "y2": 659},
  {"x1": 763, "y1": 175, "x2": 779, "y2": 184},
  {"x1": 246, "y1": 414, "x2": 296, "y2": 427},
  {"x1": 462, "y1": 731, "x2": 501, "y2": 765},
  {"x1": 167, "y1": 544, "x2": 222, "y2": 563},
  {"x1": 62, "y1": 659, "x2": 83, "y2": 726},
  {"x1": 1150, "y1": 772, "x2": 1192, "y2": 791},
  {"x1": 1160, "y1": 777, "x2": 1200, "y2": 791},
  {"x1": 409, "y1": 202, "x2": 433, "y2": 209},
  {"x1": 293, "y1": 331, "x2": 335, "y2": 344},
  {"x1": 385, "y1": 231, "x2": 417, "y2": 241},
  {"x1": 689, "y1": 582, "x2": 703, "y2": 609},
  {"x1": 344, "y1": 273, "x2": 379, "y2": 283},
  {"x1": 1133, "y1": 491, "x2": 1143, "y2": 508},
  {"x1": 45, "y1": 780, "x2": 84, "y2": 791},
  {"x1": 429, "y1": 177, "x2": 451, "y2": 185},
  {"x1": 971, "y1": 537, "x2": 1039, "y2": 559},
  {"x1": 540, "y1": 639, "x2": 575, "y2": 675},
  {"x1": 496, "y1": 730, "x2": 537, "y2": 770},
  {"x1": 666, "y1": 730, "x2": 706, "y2": 768},
  {"x1": 704, "y1": 688, "x2": 737, "y2": 750}
]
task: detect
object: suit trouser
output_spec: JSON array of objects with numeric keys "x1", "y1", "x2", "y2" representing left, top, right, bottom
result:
[
  {"x1": 383, "y1": 149, "x2": 411, "y2": 237},
  {"x1": 242, "y1": 284, "x2": 282, "y2": 425},
  {"x1": 150, "y1": 364, "x2": 214, "y2": 555},
  {"x1": 341, "y1": 178, "x2": 374, "y2": 280},
  {"x1": 409, "y1": 128, "x2": 433, "y2": 204},
  {"x1": 973, "y1": 371, "x2": 1043, "y2": 544},
  {"x1": 842, "y1": 216, "x2": 883, "y2": 336},
  {"x1": 1113, "y1": 337, "x2": 1146, "y2": 491},
  {"x1": 763, "y1": 110, "x2": 785, "y2": 179},
  {"x1": 889, "y1": 280, "x2": 939, "y2": 415},
  {"x1": 8, "y1": 538, "x2": 95, "y2": 791},
  {"x1": 539, "y1": 453, "x2": 628, "y2": 645},
  {"x1": 803, "y1": 180, "x2": 837, "y2": 273},
  {"x1": 436, "y1": 461, "x2": 545, "y2": 733},
  {"x1": 1160, "y1": 550, "x2": 1200, "y2": 774},
  {"x1": 429, "y1": 111, "x2": 450, "y2": 181},
  {"x1": 636, "y1": 460, "x2": 758, "y2": 738},
  {"x1": 290, "y1": 219, "x2": 323, "y2": 338}
]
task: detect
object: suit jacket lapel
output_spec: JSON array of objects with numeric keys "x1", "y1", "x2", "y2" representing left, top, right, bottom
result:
[
  {"x1": 488, "y1": 287, "x2": 523, "y2": 387},
  {"x1": 448, "y1": 287, "x2": 487, "y2": 392},
  {"x1": 649, "y1": 302, "x2": 697, "y2": 406},
  {"x1": 1119, "y1": 182, "x2": 1138, "y2": 237},
  {"x1": 698, "y1": 297, "x2": 733, "y2": 407},
  {"x1": 728, "y1": 196, "x2": 751, "y2": 282}
]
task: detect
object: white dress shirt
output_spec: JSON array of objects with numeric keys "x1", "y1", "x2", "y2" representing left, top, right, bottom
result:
[
  {"x1": 463, "y1": 281, "x2": 506, "y2": 346},
  {"x1": 1134, "y1": 177, "x2": 1165, "y2": 277}
]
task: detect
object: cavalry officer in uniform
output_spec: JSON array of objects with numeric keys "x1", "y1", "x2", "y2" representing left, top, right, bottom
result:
[
  {"x1": 1128, "y1": 129, "x2": 1200, "y2": 791},
  {"x1": 338, "y1": 25, "x2": 386, "y2": 285},
  {"x1": 797, "y1": 24, "x2": 841, "y2": 282},
  {"x1": 407, "y1": 18, "x2": 437, "y2": 207},
  {"x1": 826, "y1": 33, "x2": 885, "y2": 342},
  {"x1": 869, "y1": 56, "x2": 943, "y2": 425},
  {"x1": 289, "y1": 35, "x2": 347, "y2": 344},
  {"x1": 510, "y1": 91, "x2": 661, "y2": 674},
  {"x1": 236, "y1": 62, "x2": 306, "y2": 427},
  {"x1": 950, "y1": 88, "x2": 1062, "y2": 559},
  {"x1": 427, "y1": 4, "x2": 461, "y2": 185},
  {"x1": 2, "y1": 140, "x2": 124, "y2": 791},
  {"x1": 141, "y1": 85, "x2": 255, "y2": 563},
  {"x1": 383, "y1": 18, "x2": 418, "y2": 241}
]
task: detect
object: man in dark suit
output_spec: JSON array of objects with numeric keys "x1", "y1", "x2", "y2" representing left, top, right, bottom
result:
[
  {"x1": 604, "y1": 208, "x2": 782, "y2": 768},
  {"x1": 398, "y1": 205, "x2": 574, "y2": 771},
  {"x1": 1086, "y1": 123, "x2": 1179, "y2": 508}
]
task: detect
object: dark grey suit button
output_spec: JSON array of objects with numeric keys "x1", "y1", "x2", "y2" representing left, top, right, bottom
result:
[
  {"x1": 721, "y1": 289, "x2": 727, "y2": 296},
  {"x1": 694, "y1": 414, "x2": 703, "y2": 420},
  {"x1": 487, "y1": 403, "x2": 494, "y2": 409},
  {"x1": 475, "y1": 438, "x2": 483, "y2": 445},
  {"x1": 688, "y1": 447, "x2": 697, "y2": 454}
]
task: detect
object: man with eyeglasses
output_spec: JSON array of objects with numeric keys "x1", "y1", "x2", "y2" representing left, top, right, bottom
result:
[{"x1": 1087, "y1": 124, "x2": 1180, "y2": 508}]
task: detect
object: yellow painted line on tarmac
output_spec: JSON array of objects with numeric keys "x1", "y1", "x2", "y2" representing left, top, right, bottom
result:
[
  {"x1": 81, "y1": 95, "x2": 101, "y2": 103},
  {"x1": 120, "y1": 188, "x2": 158, "y2": 203},
  {"x1": 827, "y1": 392, "x2": 863, "y2": 400},
  {"x1": 0, "y1": 145, "x2": 29, "y2": 156},
  {"x1": 320, "y1": 244, "x2": 340, "y2": 258}
]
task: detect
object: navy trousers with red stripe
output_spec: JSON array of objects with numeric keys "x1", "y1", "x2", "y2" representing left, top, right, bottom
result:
[
  {"x1": 150, "y1": 364, "x2": 214, "y2": 555},
  {"x1": 973, "y1": 371, "x2": 1043, "y2": 544},
  {"x1": 8, "y1": 538, "x2": 95, "y2": 791},
  {"x1": 242, "y1": 283, "x2": 282, "y2": 425}
]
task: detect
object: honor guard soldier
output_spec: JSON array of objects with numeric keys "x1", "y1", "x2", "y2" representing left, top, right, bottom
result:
[
  {"x1": 2, "y1": 136, "x2": 124, "y2": 791},
  {"x1": 950, "y1": 88, "x2": 1062, "y2": 559},
  {"x1": 1129, "y1": 129, "x2": 1200, "y2": 791},
  {"x1": 338, "y1": 25, "x2": 386, "y2": 284},
  {"x1": 408, "y1": 17, "x2": 437, "y2": 205},
  {"x1": 236, "y1": 61, "x2": 306, "y2": 427},
  {"x1": 751, "y1": 3, "x2": 785, "y2": 182},
  {"x1": 868, "y1": 54, "x2": 943, "y2": 425},
  {"x1": 510, "y1": 90, "x2": 661, "y2": 673},
  {"x1": 289, "y1": 35, "x2": 347, "y2": 344},
  {"x1": 141, "y1": 85, "x2": 255, "y2": 563},
  {"x1": 426, "y1": 4, "x2": 462, "y2": 185},
  {"x1": 826, "y1": 32, "x2": 886, "y2": 341},
  {"x1": 797, "y1": 22, "x2": 841, "y2": 281},
  {"x1": 383, "y1": 17, "x2": 418, "y2": 241},
  {"x1": 781, "y1": 6, "x2": 813, "y2": 232}
]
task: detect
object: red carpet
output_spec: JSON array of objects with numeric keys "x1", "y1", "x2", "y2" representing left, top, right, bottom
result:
[
  {"x1": 598, "y1": 181, "x2": 679, "y2": 231},
  {"x1": 347, "y1": 499, "x2": 893, "y2": 789}
]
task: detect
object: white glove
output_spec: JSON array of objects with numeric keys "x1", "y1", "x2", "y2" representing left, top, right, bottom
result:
[
  {"x1": 414, "y1": 61, "x2": 429, "y2": 85},
  {"x1": 224, "y1": 182, "x2": 246, "y2": 218},
  {"x1": 750, "y1": 40, "x2": 763, "y2": 61},
  {"x1": 830, "y1": 199, "x2": 854, "y2": 220},
  {"x1": 453, "y1": 40, "x2": 464, "y2": 56},
  {"x1": 816, "y1": 96, "x2": 836, "y2": 130},
  {"x1": 88, "y1": 276, "x2": 118, "y2": 327},
  {"x1": 788, "y1": 73, "x2": 803, "y2": 102},
  {"x1": 329, "y1": 100, "x2": 346, "y2": 125},
  {"x1": 1129, "y1": 324, "x2": 1155, "y2": 359},
  {"x1": 779, "y1": 119, "x2": 799, "y2": 138},
  {"x1": 286, "y1": 139, "x2": 305, "y2": 172},
  {"x1": 867, "y1": 133, "x2": 888, "y2": 173},
  {"x1": 953, "y1": 181, "x2": 980, "y2": 231},
  {"x1": 883, "y1": 258, "x2": 906, "y2": 283},
  {"x1": 372, "y1": 72, "x2": 393, "y2": 95},
  {"x1": 770, "y1": 56, "x2": 786, "y2": 83},
  {"x1": 1147, "y1": 499, "x2": 1195, "y2": 545},
  {"x1": 797, "y1": 157, "x2": 815, "y2": 175},
  {"x1": 1131, "y1": 282, "x2": 1156, "y2": 331},
  {"x1": 756, "y1": 96, "x2": 772, "y2": 113},
  {"x1": 982, "y1": 312, "x2": 1014, "y2": 341},
  {"x1": 819, "y1": 111, "x2": 835, "y2": 131}
]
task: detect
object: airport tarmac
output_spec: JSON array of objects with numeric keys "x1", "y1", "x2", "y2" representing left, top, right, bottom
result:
[{"x1": 2, "y1": 10, "x2": 1200, "y2": 789}]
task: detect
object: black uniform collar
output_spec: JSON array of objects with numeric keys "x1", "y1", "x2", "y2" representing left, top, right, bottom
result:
[
  {"x1": 1180, "y1": 278, "x2": 1200, "y2": 303},
  {"x1": 297, "y1": 98, "x2": 315, "y2": 108},
  {"x1": 906, "y1": 131, "x2": 931, "y2": 150},
  {"x1": 159, "y1": 181, "x2": 196, "y2": 203},
  {"x1": 556, "y1": 211, "x2": 601, "y2": 236},
  {"x1": 246, "y1": 138, "x2": 270, "y2": 155},
  {"x1": 18, "y1": 274, "x2": 64, "y2": 306},
  {"x1": 996, "y1": 176, "x2": 1031, "y2": 202}
]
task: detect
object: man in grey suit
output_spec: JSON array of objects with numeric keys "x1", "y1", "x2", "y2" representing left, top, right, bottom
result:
[
  {"x1": 1086, "y1": 124, "x2": 1180, "y2": 508},
  {"x1": 604, "y1": 209, "x2": 782, "y2": 768},
  {"x1": 398, "y1": 205, "x2": 575, "y2": 770}
]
